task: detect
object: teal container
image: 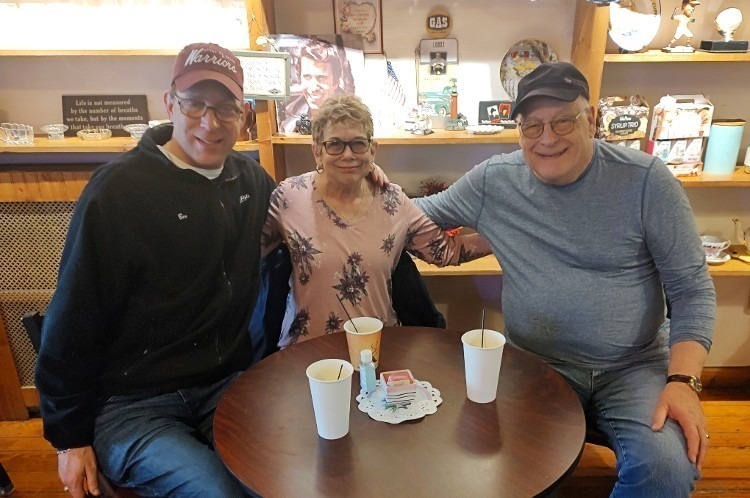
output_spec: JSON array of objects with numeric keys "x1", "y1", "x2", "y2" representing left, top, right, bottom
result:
[{"x1": 703, "y1": 120, "x2": 746, "y2": 174}]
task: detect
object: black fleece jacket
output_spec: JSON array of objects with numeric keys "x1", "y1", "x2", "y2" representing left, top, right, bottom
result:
[{"x1": 35, "y1": 125, "x2": 275, "y2": 449}]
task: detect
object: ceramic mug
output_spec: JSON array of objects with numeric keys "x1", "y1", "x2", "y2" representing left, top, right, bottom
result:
[{"x1": 700, "y1": 235, "x2": 731, "y2": 259}]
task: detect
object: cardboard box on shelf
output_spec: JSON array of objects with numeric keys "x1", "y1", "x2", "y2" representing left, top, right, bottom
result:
[
  {"x1": 665, "y1": 163, "x2": 702, "y2": 177},
  {"x1": 649, "y1": 94, "x2": 713, "y2": 141},
  {"x1": 597, "y1": 95, "x2": 649, "y2": 142},
  {"x1": 648, "y1": 137, "x2": 705, "y2": 165},
  {"x1": 611, "y1": 139, "x2": 643, "y2": 150}
]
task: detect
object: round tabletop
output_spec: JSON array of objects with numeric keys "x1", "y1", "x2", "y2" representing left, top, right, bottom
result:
[{"x1": 214, "y1": 327, "x2": 585, "y2": 497}]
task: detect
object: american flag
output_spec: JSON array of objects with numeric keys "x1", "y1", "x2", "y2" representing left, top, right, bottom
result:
[{"x1": 384, "y1": 60, "x2": 406, "y2": 107}]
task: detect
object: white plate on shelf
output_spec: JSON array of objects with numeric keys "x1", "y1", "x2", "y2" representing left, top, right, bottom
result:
[
  {"x1": 356, "y1": 380, "x2": 442, "y2": 424},
  {"x1": 467, "y1": 125, "x2": 503, "y2": 135},
  {"x1": 706, "y1": 252, "x2": 730, "y2": 265}
]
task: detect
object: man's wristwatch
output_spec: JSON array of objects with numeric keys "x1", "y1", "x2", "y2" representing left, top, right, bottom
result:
[{"x1": 666, "y1": 374, "x2": 702, "y2": 393}]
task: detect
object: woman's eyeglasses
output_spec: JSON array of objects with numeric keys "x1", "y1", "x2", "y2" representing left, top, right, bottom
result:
[
  {"x1": 320, "y1": 138, "x2": 371, "y2": 155},
  {"x1": 171, "y1": 94, "x2": 243, "y2": 123},
  {"x1": 519, "y1": 111, "x2": 585, "y2": 139}
]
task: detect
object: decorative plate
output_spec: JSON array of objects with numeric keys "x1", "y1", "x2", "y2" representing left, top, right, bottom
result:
[
  {"x1": 609, "y1": 1, "x2": 661, "y2": 52},
  {"x1": 499, "y1": 39, "x2": 558, "y2": 101},
  {"x1": 356, "y1": 380, "x2": 442, "y2": 424}
]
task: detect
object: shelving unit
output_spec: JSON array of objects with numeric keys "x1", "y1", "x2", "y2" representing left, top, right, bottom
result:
[
  {"x1": 603, "y1": 50, "x2": 750, "y2": 64},
  {"x1": 272, "y1": 128, "x2": 520, "y2": 145},
  {"x1": 413, "y1": 246, "x2": 750, "y2": 278},
  {"x1": 0, "y1": 136, "x2": 260, "y2": 154}
]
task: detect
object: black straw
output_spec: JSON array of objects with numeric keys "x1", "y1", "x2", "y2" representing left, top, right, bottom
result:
[
  {"x1": 481, "y1": 309, "x2": 486, "y2": 348},
  {"x1": 337, "y1": 363, "x2": 344, "y2": 380},
  {"x1": 337, "y1": 295, "x2": 360, "y2": 333}
]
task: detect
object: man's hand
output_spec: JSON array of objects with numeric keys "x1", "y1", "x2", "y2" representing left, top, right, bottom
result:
[
  {"x1": 58, "y1": 446, "x2": 101, "y2": 497},
  {"x1": 651, "y1": 382, "x2": 709, "y2": 470},
  {"x1": 367, "y1": 163, "x2": 390, "y2": 188}
]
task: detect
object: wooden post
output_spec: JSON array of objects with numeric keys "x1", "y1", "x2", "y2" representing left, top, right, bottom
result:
[
  {"x1": 571, "y1": 0, "x2": 609, "y2": 106},
  {"x1": 244, "y1": 0, "x2": 287, "y2": 181}
]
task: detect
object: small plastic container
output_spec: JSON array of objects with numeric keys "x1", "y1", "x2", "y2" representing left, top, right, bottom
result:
[{"x1": 359, "y1": 349, "x2": 377, "y2": 394}]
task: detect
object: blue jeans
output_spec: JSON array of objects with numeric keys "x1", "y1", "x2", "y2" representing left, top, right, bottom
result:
[
  {"x1": 93, "y1": 372, "x2": 247, "y2": 497},
  {"x1": 551, "y1": 359, "x2": 699, "y2": 498}
]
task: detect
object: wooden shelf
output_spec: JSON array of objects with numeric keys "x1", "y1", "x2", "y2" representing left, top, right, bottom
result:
[
  {"x1": 711, "y1": 246, "x2": 750, "y2": 276},
  {"x1": 414, "y1": 247, "x2": 750, "y2": 277},
  {"x1": 415, "y1": 254, "x2": 502, "y2": 277},
  {"x1": 0, "y1": 50, "x2": 179, "y2": 57},
  {"x1": 272, "y1": 128, "x2": 521, "y2": 146},
  {"x1": 680, "y1": 168, "x2": 750, "y2": 187},
  {"x1": 0, "y1": 136, "x2": 260, "y2": 154},
  {"x1": 603, "y1": 50, "x2": 750, "y2": 63}
]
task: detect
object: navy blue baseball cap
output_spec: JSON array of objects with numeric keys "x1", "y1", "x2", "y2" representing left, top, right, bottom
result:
[{"x1": 511, "y1": 62, "x2": 590, "y2": 119}]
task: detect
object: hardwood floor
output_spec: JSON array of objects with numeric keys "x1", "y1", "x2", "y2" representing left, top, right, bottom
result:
[
  {"x1": 1, "y1": 391, "x2": 748, "y2": 497},
  {"x1": 559, "y1": 389, "x2": 750, "y2": 497}
]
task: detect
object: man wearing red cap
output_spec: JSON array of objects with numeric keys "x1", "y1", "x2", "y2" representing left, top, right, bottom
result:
[
  {"x1": 415, "y1": 61, "x2": 715, "y2": 496},
  {"x1": 35, "y1": 42, "x2": 275, "y2": 497}
]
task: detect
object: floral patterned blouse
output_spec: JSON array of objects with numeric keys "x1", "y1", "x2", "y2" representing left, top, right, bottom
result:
[{"x1": 261, "y1": 171, "x2": 489, "y2": 348}]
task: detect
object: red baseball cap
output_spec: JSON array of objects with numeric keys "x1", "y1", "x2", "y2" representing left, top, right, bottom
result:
[{"x1": 172, "y1": 43, "x2": 244, "y2": 101}]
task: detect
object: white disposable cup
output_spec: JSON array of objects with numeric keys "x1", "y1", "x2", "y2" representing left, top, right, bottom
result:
[
  {"x1": 306, "y1": 359, "x2": 354, "y2": 440},
  {"x1": 462, "y1": 329, "x2": 506, "y2": 403}
]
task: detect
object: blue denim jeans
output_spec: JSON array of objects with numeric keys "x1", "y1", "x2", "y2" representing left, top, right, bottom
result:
[
  {"x1": 550, "y1": 359, "x2": 700, "y2": 498},
  {"x1": 93, "y1": 372, "x2": 247, "y2": 497}
]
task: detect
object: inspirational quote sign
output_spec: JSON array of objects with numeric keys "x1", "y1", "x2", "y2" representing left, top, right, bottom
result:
[{"x1": 62, "y1": 95, "x2": 149, "y2": 136}]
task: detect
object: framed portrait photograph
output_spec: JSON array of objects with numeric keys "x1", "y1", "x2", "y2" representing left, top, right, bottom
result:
[
  {"x1": 269, "y1": 34, "x2": 366, "y2": 134},
  {"x1": 333, "y1": 0, "x2": 383, "y2": 54}
]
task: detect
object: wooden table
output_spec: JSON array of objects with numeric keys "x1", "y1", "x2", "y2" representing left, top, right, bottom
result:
[{"x1": 214, "y1": 327, "x2": 586, "y2": 497}]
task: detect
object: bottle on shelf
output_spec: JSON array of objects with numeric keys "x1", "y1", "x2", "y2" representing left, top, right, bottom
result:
[{"x1": 359, "y1": 349, "x2": 377, "y2": 394}]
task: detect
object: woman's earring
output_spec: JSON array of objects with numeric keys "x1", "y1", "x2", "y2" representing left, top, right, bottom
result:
[{"x1": 316, "y1": 164, "x2": 324, "y2": 174}]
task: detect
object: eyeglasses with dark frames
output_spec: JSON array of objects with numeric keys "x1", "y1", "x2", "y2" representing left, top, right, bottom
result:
[
  {"x1": 519, "y1": 111, "x2": 585, "y2": 139},
  {"x1": 171, "y1": 93, "x2": 243, "y2": 123},
  {"x1": 320, "y1": 138, "x2": 372, "y2": 155}
]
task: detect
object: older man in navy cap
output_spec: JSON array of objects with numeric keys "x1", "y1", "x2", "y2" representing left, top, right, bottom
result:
[
  {"x1": 415, "y1": 61, "x2": 715, "y2": 496},
  {"x1": 36, "y1": 42, "x2": 275, "y2": 497}
]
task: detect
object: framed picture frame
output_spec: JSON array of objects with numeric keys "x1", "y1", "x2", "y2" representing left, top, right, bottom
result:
[
  {"x1": 269, "y1": 34, "x2": 366, "y2": 134},
  {"x1": 333, "y1": 0, "x2": 383, "y2": 54},
  {"x1": 478, "y1": 100, "x2": 514, "y2": 125},
  {"x1": 232, "y1": 50, "x2": 291, "y2": 100}
]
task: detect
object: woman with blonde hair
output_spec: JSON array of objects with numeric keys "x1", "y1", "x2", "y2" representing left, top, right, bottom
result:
[{"x1": 262, "y1": 94, "x2": 489, "y2": 347}]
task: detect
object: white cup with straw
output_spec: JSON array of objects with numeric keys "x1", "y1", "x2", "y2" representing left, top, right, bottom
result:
[
  {"x1": 461, "y1": 310, "x2": 506, "y2": 403},
  {"x1": 306, "y1": 359, "x2": 354, "y2": 439}
]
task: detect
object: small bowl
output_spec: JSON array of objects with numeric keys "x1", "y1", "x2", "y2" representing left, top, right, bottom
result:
[
  {"x1": 77, "y1": 128, "x2": 112, "y2": 141},
  {"x1": 123, "y1": 123, "x2": 149, "y2": 140},
  {"x1": 40, "y1": 124, "x2": 69, "y2": 140},
  {"x1": 1, "y1": 123, "x2": 34, "y2": 145}
]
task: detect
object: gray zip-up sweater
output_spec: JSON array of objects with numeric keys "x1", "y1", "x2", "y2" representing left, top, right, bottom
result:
[
  {"x1": 35, "y1": 125, "x2": 275, "y2": 449},
  {"x1": 415, "y1": 140, "x2": 715, "y2": 368}
]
